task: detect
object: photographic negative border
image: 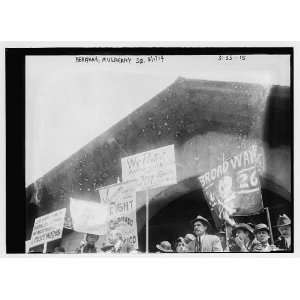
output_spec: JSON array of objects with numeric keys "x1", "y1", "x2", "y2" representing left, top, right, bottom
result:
[{"x1": 5, "y1": 46, "x2": 294, "y2": 254}]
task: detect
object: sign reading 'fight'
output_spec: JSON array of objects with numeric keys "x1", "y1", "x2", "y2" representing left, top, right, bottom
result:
[
  {"x1": 98, "y1": 181, "x2": 139, "y2": 249},
  {"x1": 121, "y1": 144, "x2": 177, "y2": 191},
  {"x1": 30, "y1": 208, "x2": 66, "y2": 248},
  {"x1": 198, "y1": 145, "x2": 264, "y2": 219}
]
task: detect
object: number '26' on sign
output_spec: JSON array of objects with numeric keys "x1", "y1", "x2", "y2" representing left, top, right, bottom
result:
[{"x1": 236, "y1": 168, "x2": 259, "y2": 191}]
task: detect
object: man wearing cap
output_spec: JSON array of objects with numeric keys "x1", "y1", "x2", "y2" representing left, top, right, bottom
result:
[
  {"x1": 230, "y1": 223, "x2": 254, "y2": 252},
  {"x1": 251, "y1": 224, "x2": 276, "y2": 252},
  {"x1": 186, "y1": 215, "x2": 223, "y2": 252},
  {"x1": 275, "y1": 214, "x2": 292, "y2": 251}
]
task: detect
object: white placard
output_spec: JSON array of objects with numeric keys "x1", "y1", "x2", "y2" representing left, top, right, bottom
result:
[
  {"x1": 30, "y1": 208, "x2": 66, "y2": 248},
  {"x1": 98, "y1": 181, "x2": 138, "y2": 249},
  {"x1": 70, "y1": 198, "x2": 108, "y2": 235},
  {"x1": 121, "y1": 144, "x2": 177, "y2": 190}
]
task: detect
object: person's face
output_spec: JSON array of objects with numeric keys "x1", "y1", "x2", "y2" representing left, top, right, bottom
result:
[
  {"x1": 278, "y1": 225, "x2": 291, "y2": 238},
  {"x1": 256, "y1": 230, "x2": 269, "y2": 243},
  {"x1": 235, "y1": 229, "x2": 248, "y2": 241},
  {"x1": 218, "y1": 235, "x2": 226, "y2": 244},
  {"x1": 176, "y1": 241, "x2": 186, "y2": 253},
  {"x1": 108, "y1": 230, "x2": 122, "y2": 244},
  {"x1": 86, "y1": 235, "x2": 98, "y2": 245},
  {"x1": 193, "y1": 221, "x2": 207, "y2": 236},
  {"x1": 109, "y1": 220, "x2": 117, "y2": 230}
]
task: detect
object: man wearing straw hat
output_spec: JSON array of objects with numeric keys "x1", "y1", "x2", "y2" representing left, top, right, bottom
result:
[
  {"x1": 275, "y1": 214, "x2": 292, "y2": 251},
  {"x1": 156, "y1": 241, "x2": 173, "y2": 253},
  {"x1": 186, "y1": 215, "x2": 223, "y2": 252}
]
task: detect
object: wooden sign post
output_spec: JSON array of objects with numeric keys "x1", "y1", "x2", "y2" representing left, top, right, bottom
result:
[
  {"x1": 43, "y1": 242, "x2": 47, "y2": 254},
  {"x1": 265, "y1": 207, "x2": 274, "y2": 245}
]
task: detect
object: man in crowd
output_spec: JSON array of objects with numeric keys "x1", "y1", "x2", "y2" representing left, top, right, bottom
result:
[
  {"x1": 77, "y1": 233, "x2": 99, "y2": 253},
  {"x1": 275, "y1": 214, "x2": 292, "y2": 251},
  {"x1": 251, "y1": 224, "x2": 276, "y2": 252},
  {"x1": 217, "y1": 230, "x2": 228, "y2": 251},
  {"x1": 230, "y1": 223, "x2": 254, "y2": 252},
  {"x1": 103, "y1": 228, "x2": 136, "y2": 253},
  {"x1": 186, "y1": 215, "x2": 223, "y2": 252}
]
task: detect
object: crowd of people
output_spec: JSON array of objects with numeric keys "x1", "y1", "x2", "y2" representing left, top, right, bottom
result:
[
  {"x1": 75, "y1": 228, "x2": 139, "y2": 254},
  {"x1": 155, "y1": 214, "x2": 292, "y2": 253},
  {"x1": 31, "y1": 213, "x2": 291, "y2": 254}
]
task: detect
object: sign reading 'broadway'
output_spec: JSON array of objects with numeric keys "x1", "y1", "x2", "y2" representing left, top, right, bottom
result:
[{"x1": 198, "y1": 144, "x2": 264, "y2": 220}]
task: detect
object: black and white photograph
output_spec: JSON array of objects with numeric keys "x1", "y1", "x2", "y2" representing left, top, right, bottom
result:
[{"x1": 5, "y1": 47, "x2": 293, "y2": 255}]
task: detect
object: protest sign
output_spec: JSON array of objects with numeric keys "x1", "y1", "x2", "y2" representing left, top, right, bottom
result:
[
  {"x1": 198, "y1": 144, "x2": 264, "y2": 223},
  {"x1": 121, "y1": 144, "x2": 177, "y2": 191},
  {"x1": 98, "y1": 180, "x2": 138, "y2": 249},
  {"x1": 70, "y1": 198, "x2": 108, "y2": 235},
  {"x1": 30, "y1": 208, "x2": 66, "y2": 248}
]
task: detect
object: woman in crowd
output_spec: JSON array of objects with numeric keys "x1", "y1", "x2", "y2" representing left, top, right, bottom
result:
[{"x1": 174, "y1": 237, "x2": 188, "y2": 253}]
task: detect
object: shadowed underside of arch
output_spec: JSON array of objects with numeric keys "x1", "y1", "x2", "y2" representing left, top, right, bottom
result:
[{"x1": 145, "y1": 176, "x2": 290, "y2": 252}]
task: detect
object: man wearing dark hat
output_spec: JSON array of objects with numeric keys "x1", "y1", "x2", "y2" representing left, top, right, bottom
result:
[
  {"x1": 251, "y1": 224, "x2": 277, "y2": 252},
  {"x1": 275, "y1": 214, "x2": 292, "y2": 251},
  {"x1": 186, "y1": 215, "x2": 223, "y2": 252},
  {"x1": 230, "y1": 223, "x2": 254, "y2": 252}
]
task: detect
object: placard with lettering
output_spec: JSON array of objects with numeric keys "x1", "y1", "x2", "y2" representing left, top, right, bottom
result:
[
  {"x1": 121, "y1": 144, "x2": 177, "y2": 191},
  {"x1": 30, "y1": 208, "x2": 66, "y2": 248},
  {"x1": 98, "y1": 181, "x2": 138, "y2": 249},
  {"x1": 198, "y1": 145, "x2": 264, "y2": 221}
]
